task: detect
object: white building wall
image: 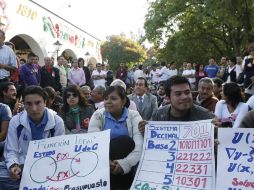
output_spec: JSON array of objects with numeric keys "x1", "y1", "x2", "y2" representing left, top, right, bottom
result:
[{"x1": 1, "y1": 0, "x2": 101, "y2": 65}]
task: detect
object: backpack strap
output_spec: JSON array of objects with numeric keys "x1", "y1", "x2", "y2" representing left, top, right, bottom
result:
[
  {"x1": 16, "y1": 124, "x2": 24, "y2": 140},
  {"x1": 48, "y1": 114, "x2": 58, "y2": 137},
  {"x1": 49, "y1": 128, "x2": 55, "y2": 137}
]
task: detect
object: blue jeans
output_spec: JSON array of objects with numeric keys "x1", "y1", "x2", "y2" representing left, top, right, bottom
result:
[{"x1": 0, "y1": 162, "x2": 20, "y2": 190}]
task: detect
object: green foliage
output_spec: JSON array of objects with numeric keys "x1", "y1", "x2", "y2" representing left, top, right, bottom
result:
[
  {"x1": 144, "y1": 0, "x2": 254, "y2": 65},
  {"x1": 101, "y1": 35, "x2": 147, "y2": 71}
]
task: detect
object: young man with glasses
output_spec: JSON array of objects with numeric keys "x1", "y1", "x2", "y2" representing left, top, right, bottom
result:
[{"x1": 0, "y1": 86, "x2": 65, "y2": 190}]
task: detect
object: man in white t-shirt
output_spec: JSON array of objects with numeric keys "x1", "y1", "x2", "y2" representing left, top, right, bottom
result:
[
  {"x1": 168, "y1": 62, "x2": 178, "y2": 78},
  {"x1": 182, "y1": 63, "x2": 196, "y2": 89},
  {"x1": 159, "y1": 61, "x2": 170, "y2": 82},
  {"x1": 149, "y1": 64, "x2": 161, "y2": 84},
  {"x1": 91, "y1": 63, "x2": 106, "y2": 87}
]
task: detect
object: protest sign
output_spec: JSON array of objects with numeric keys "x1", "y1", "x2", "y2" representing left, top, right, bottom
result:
[
  {"x1": 131, "y1": 120, "x2": 215, "y2": 190},
  {"x1": 217, "y1": 128, "x2": 254, "y2": 190},
  {"x1": 19, "y1": 130, "x2": 110, "y2": 190}
]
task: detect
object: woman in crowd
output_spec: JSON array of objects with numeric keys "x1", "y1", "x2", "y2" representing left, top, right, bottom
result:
[
  {"x1": 78, "y1": 57, "x2": 91, "y2": 86},
  {"x1": 97, "y1": 79, "x2": 137, "y2": 111},
  {"x1": 44, "y1": 86, "x2": 63, "y2": 112},
  {"x1": 88, "y1": 86, "x2": 143, "y2": 189},
  {"x1": 214, "y1": 82, "x2": 249, "y2": 128},
  {"x1": 59, "y1": 85, "x2": 94, "y2": 134},
  {"x1": 222, "y1": 57, "x2": 239, "y2": 83},
  {"x1": 195, "y1": 64, "x2": 206, "y2": 89}
]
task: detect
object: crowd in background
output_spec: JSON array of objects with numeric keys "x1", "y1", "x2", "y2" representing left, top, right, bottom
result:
[{"x1": 1, "y1": 28, "x2": 254, "y2": 189}]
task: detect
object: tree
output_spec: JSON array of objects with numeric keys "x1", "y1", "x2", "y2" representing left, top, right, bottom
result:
[
  {"x1": 144, "y1": 0, "x2": 254, "y2": 65},
  {"x1": 101, "y1": 35, "x2": 147, "y2": 71}
]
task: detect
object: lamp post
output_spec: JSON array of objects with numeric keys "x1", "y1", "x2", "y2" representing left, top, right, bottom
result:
[{"x1": 53, "y1": 40, "x2": 62, "y2": 58}]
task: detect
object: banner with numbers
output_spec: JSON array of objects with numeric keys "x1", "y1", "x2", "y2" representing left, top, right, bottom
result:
[
  {"x1": 131, "y1": 120, "x2": 215, "y2": 190},
  {"x1": 217, "y1": 128, "x2": 254, "y2": 190}
]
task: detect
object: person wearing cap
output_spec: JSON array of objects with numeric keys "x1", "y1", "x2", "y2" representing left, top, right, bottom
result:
[
  {"x1": 91, "y1": 63, "x2": 107, "y2": 87},
  {"x1": 98, "y1": 79, "x2": 137, "y2": 110}
]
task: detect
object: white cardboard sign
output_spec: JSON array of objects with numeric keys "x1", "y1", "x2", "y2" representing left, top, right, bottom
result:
[
  {"x1": 19, "y1": 130, "x2": 110, "y2": 190},
  {"x1": 217, "y1": 128, "x2": 254, "y2": 190},
  {"x1": 131, "y1": 120, "x2": 215, "y2": 190}
]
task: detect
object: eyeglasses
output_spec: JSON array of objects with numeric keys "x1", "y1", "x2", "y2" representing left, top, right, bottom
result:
[{"x1": 66, "y1": 93, "x2": 78, "y2": 98}]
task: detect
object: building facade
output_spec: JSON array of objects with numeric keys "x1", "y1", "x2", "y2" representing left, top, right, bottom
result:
[{"x1": 1, "y1": 0, "x2": 101, "y2": 65}]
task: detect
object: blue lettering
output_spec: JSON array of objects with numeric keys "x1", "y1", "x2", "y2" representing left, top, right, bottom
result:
[
  {"x1": 74, "y1": 143, "x2": 98, "y2": 152},
  {"x1": 33, "y1": 151, "x2": 55, "y2": 158},
  {"x1": 151, "y1": 130, "x2": 157, "y2": 138},
  {"x1": 147, "y1": 140, "x2": 168, "y2": 150},
  {"x1": 166, "y1": 163, "x2": 175, "y2": 174},
  {"x1": 232, "y1": 132, "x2": 244, "y2": 144},
  {"x1": 226, "y1": 148, "x2": 242, "y2": 160}
]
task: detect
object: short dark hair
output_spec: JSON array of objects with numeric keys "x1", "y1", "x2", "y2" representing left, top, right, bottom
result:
[
  {"x1": 27, "y1": 52, "x2": 36, "y2": 59},
  {"x1": 23, "y1": 86, "x2": 48, "y2": 101},
  {"x1": 223, "y1": 82, "x2": 243, "y2": 108},
  {"x1": 1, "y1": 82, "x2": 15, "y2": 92},
  {"x1": 229, "y1": 57, "x2": 236, "y2": 64},
  {"x1": 213, "y1": 78, "x2": 223, "y2": 88},
  {"x1": 161, "y1": 61, "x2": 166, "y2": 66},
  {"x1": 165, "y1": 76, "x2": 191, "y2": 97},
  {"x1": 20, "y1": 58, "x2": 26, "y2": 63},
  {"x1": 104, "y1": 86, "x2": 130, "y2": 108},
  {"x1": 159, "y1": 83, "x2": 165, "y2": 89},
  {"x1": 78, "y1": 57, "x2": 85, "y2": 64},
  {"x1": 44, "y1": 86, "x2": 56, "y2": 100},
  {"x1": 136, "y1": 77, "x2": 148, "y2": 87}
]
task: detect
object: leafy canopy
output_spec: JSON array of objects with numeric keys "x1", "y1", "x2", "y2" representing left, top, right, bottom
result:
[{"x1": 101, "y1": 35, "x2": 147, "y2": 71}]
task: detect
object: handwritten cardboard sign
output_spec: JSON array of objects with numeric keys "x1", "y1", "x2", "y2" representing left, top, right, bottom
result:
[
  {"x1": 217, "y1": 128, "x2": 254, "y2": 190},
  {"x1": 131, "y1": 120, "x2": 215, "y2": 190},
  {"x1": 19, "y1": 130, "x2": 110, "y2": 190}
]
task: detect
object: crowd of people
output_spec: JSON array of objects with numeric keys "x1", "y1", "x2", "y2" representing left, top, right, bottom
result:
[{"x1": 1, "y1": 28, "x2": 254, "y2": 189}]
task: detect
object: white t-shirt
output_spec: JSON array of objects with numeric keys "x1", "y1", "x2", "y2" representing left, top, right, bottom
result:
[
  {"x1": 92, "y1": 70, "x2": 106, "y2": 87},
  {"x1": 160, "y1": 66, "x2": 170, "y2": 81},
  {"x1": 150, "y1": 69, "x2": 161, "y2": 83},
  {"x1": 215, "y1": 100, "x2": 249, "y2": 128},
  {"x1": 168, "y1": 69, "x2": 178, "y2": 78},
  {"x1": 182, "y1": 69, "x2": 196, "y2": 84}
]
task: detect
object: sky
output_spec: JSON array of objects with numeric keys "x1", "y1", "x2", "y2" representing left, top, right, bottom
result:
[{"x1": 35, "y1": 0, "x2": 149, "y2": 41}]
